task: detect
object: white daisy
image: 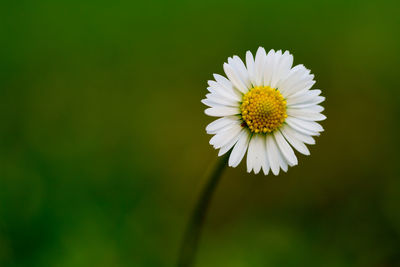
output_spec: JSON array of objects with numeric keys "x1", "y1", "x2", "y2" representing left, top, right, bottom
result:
[{"x1": 202, "y1": 47, "x2": 326, "y2": 175}]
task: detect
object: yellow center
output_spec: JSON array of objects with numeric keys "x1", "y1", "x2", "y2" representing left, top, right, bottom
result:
[{"x1": 240, "y1": 86, "x2": 287, "y2": 133}]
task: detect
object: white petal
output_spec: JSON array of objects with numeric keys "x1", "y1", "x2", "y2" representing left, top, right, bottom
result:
[
  {"x1": 271, "y1": 51, "x2": 293, "y2": 89},
  {"x1": 287, "y1": 104, "x2": 325, "y2": 113},
  {"x1": 289, "y1": 88, "x2": 321, "y2": 99},
  {"x1": 263, "y1": 49, "x2": 276, "y2": 87},
  {"x1": 224, "y1": 63, "x2": 248, "y2": 94},
  {"x1": 286, "y1": 89, "x2": 321, "y2": 105},
  {"x1": 213, "y1": 74, "x2": 242, "y2": 100},
  {"x1": 207, "y1": 81, "x2": 240, "y2": 102},
  {"x1": 210, "y1": 123, "x2": 242, "y2": 149},
  {"x1": 279, "y1": 65, "x2": 314, "y2": 97},
  {"x1": 286, "y1": 117, "x2": 324, "y2": 132},
  {"x1": 289, "y1": 97, "x2": 325, "y2": 109},
  {"x1": 277, "y1": 146, "x2": 288, "y2": 172},
  {"x1": 266, "y1": 134, "x2": 281, "y2": 175},
  {"x1": 286, "y1": 79, "x2": 315, "y2": 97},
  {"x1": 201, "y1": 98, "x2": 237, "y2": 108},
  {"x1": 206, "y1": 116, "x2": 240, "y2": 134},
  {"x1": 201, "y1": 99, "x2": 219, "y2": 108},
  {"x1": 282, "y1": 124, "x2": 315, "y2": 145},
  {"x1": 248, "y1": 134, "x2": 268, "y2": 174},
  {"x1": 300, "y1": 105, "x2": 325, "y2": 113},
  {"x1": 229, "y1": 130, "x2": 250, "y2": 167},
  {"x1": 205, "y1": 106, "x2": 240, "y2": 117},
  {"x1": 270, "y1": 134, "x2": 289, "y2": 173},
  {"x1": 285, "y1": 117, "x2": 321, "y2": 136},
  {"x1": 287, "y1": 109, "x2": 326, "y2": 121},
  {"x1": 204, "y1": 93, "x2": 238, "y2": 107},
  {"x1": 246, "y1": 51, "x2": 256, "y2": 86},
  {"x1": 254, "y1": 135, "x2": 267, "y2": 174},
  {"x1": 246, "y1": 135, "x2": 258, "y2": 173},
  {"x1": 278, "y1": 65, "x2": 307, "y2": 95},
  {"x1": 273, "y1": 130, "x2": 298, "y2": 166},
  {"x1": 254, "y1": 47, "x2": 267, "y2": 86},
  {"x1": 231, "y1": 56, "x2": 252, "y2": 89},
  {"x1": 218, "y1": 128, "x2": 246, "y2": 156},
  {"x1": 260, "y1": 136, "x2": 270, "y2": 175},
  {"x1": 206, "y1": 87, "x2": 238, "y2": 104},
  {"x1": 280, "y1": 125, "x2": 310, "y2": 155}
]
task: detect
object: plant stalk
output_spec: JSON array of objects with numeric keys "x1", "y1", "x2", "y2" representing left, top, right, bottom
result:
[{"x1": 177, "y1": 154, "x2": 229, "y2": 267}]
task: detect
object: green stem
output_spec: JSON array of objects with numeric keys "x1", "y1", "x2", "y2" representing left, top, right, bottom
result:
[{"x1": 177, "y1": 154, "x2": 229, "y2": 267}]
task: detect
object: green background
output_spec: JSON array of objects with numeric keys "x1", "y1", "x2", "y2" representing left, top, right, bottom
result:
[{"x1": 1, "y1": 0, "x2": 400, "y2": 266}]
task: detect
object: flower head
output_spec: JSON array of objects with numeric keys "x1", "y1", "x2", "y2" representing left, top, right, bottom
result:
[{"x1": 202, "y1": 48, "x2": 326, "y2": 175}]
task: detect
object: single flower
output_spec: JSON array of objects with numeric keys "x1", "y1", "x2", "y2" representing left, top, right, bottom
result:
[{"x1": 202, "y1": 47, "x2": 326, "y2": 175}]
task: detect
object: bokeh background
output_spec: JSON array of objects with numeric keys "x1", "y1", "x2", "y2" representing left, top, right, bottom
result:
[{"x1": 1, "y1": 0, "x2": 400, "y2": 266}]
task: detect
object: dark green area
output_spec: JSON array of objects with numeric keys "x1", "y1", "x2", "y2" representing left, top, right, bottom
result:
[{"x1": 1, "y1": 0, "x2": 400, "y2": 266}]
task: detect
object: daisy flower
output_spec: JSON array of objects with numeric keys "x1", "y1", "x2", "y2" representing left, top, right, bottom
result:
[{"x1": 202, "y1": 47, "x2": 326, "y2": 175}]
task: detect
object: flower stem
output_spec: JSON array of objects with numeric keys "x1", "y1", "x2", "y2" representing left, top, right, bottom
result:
[{"x1": 177, "y1": 154, "x2": 229, "y2": 267}]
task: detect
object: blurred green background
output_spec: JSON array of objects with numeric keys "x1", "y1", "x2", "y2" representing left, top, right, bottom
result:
[{"x1": 1, "y1": 0, "x2": 400, "y2": 266}]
